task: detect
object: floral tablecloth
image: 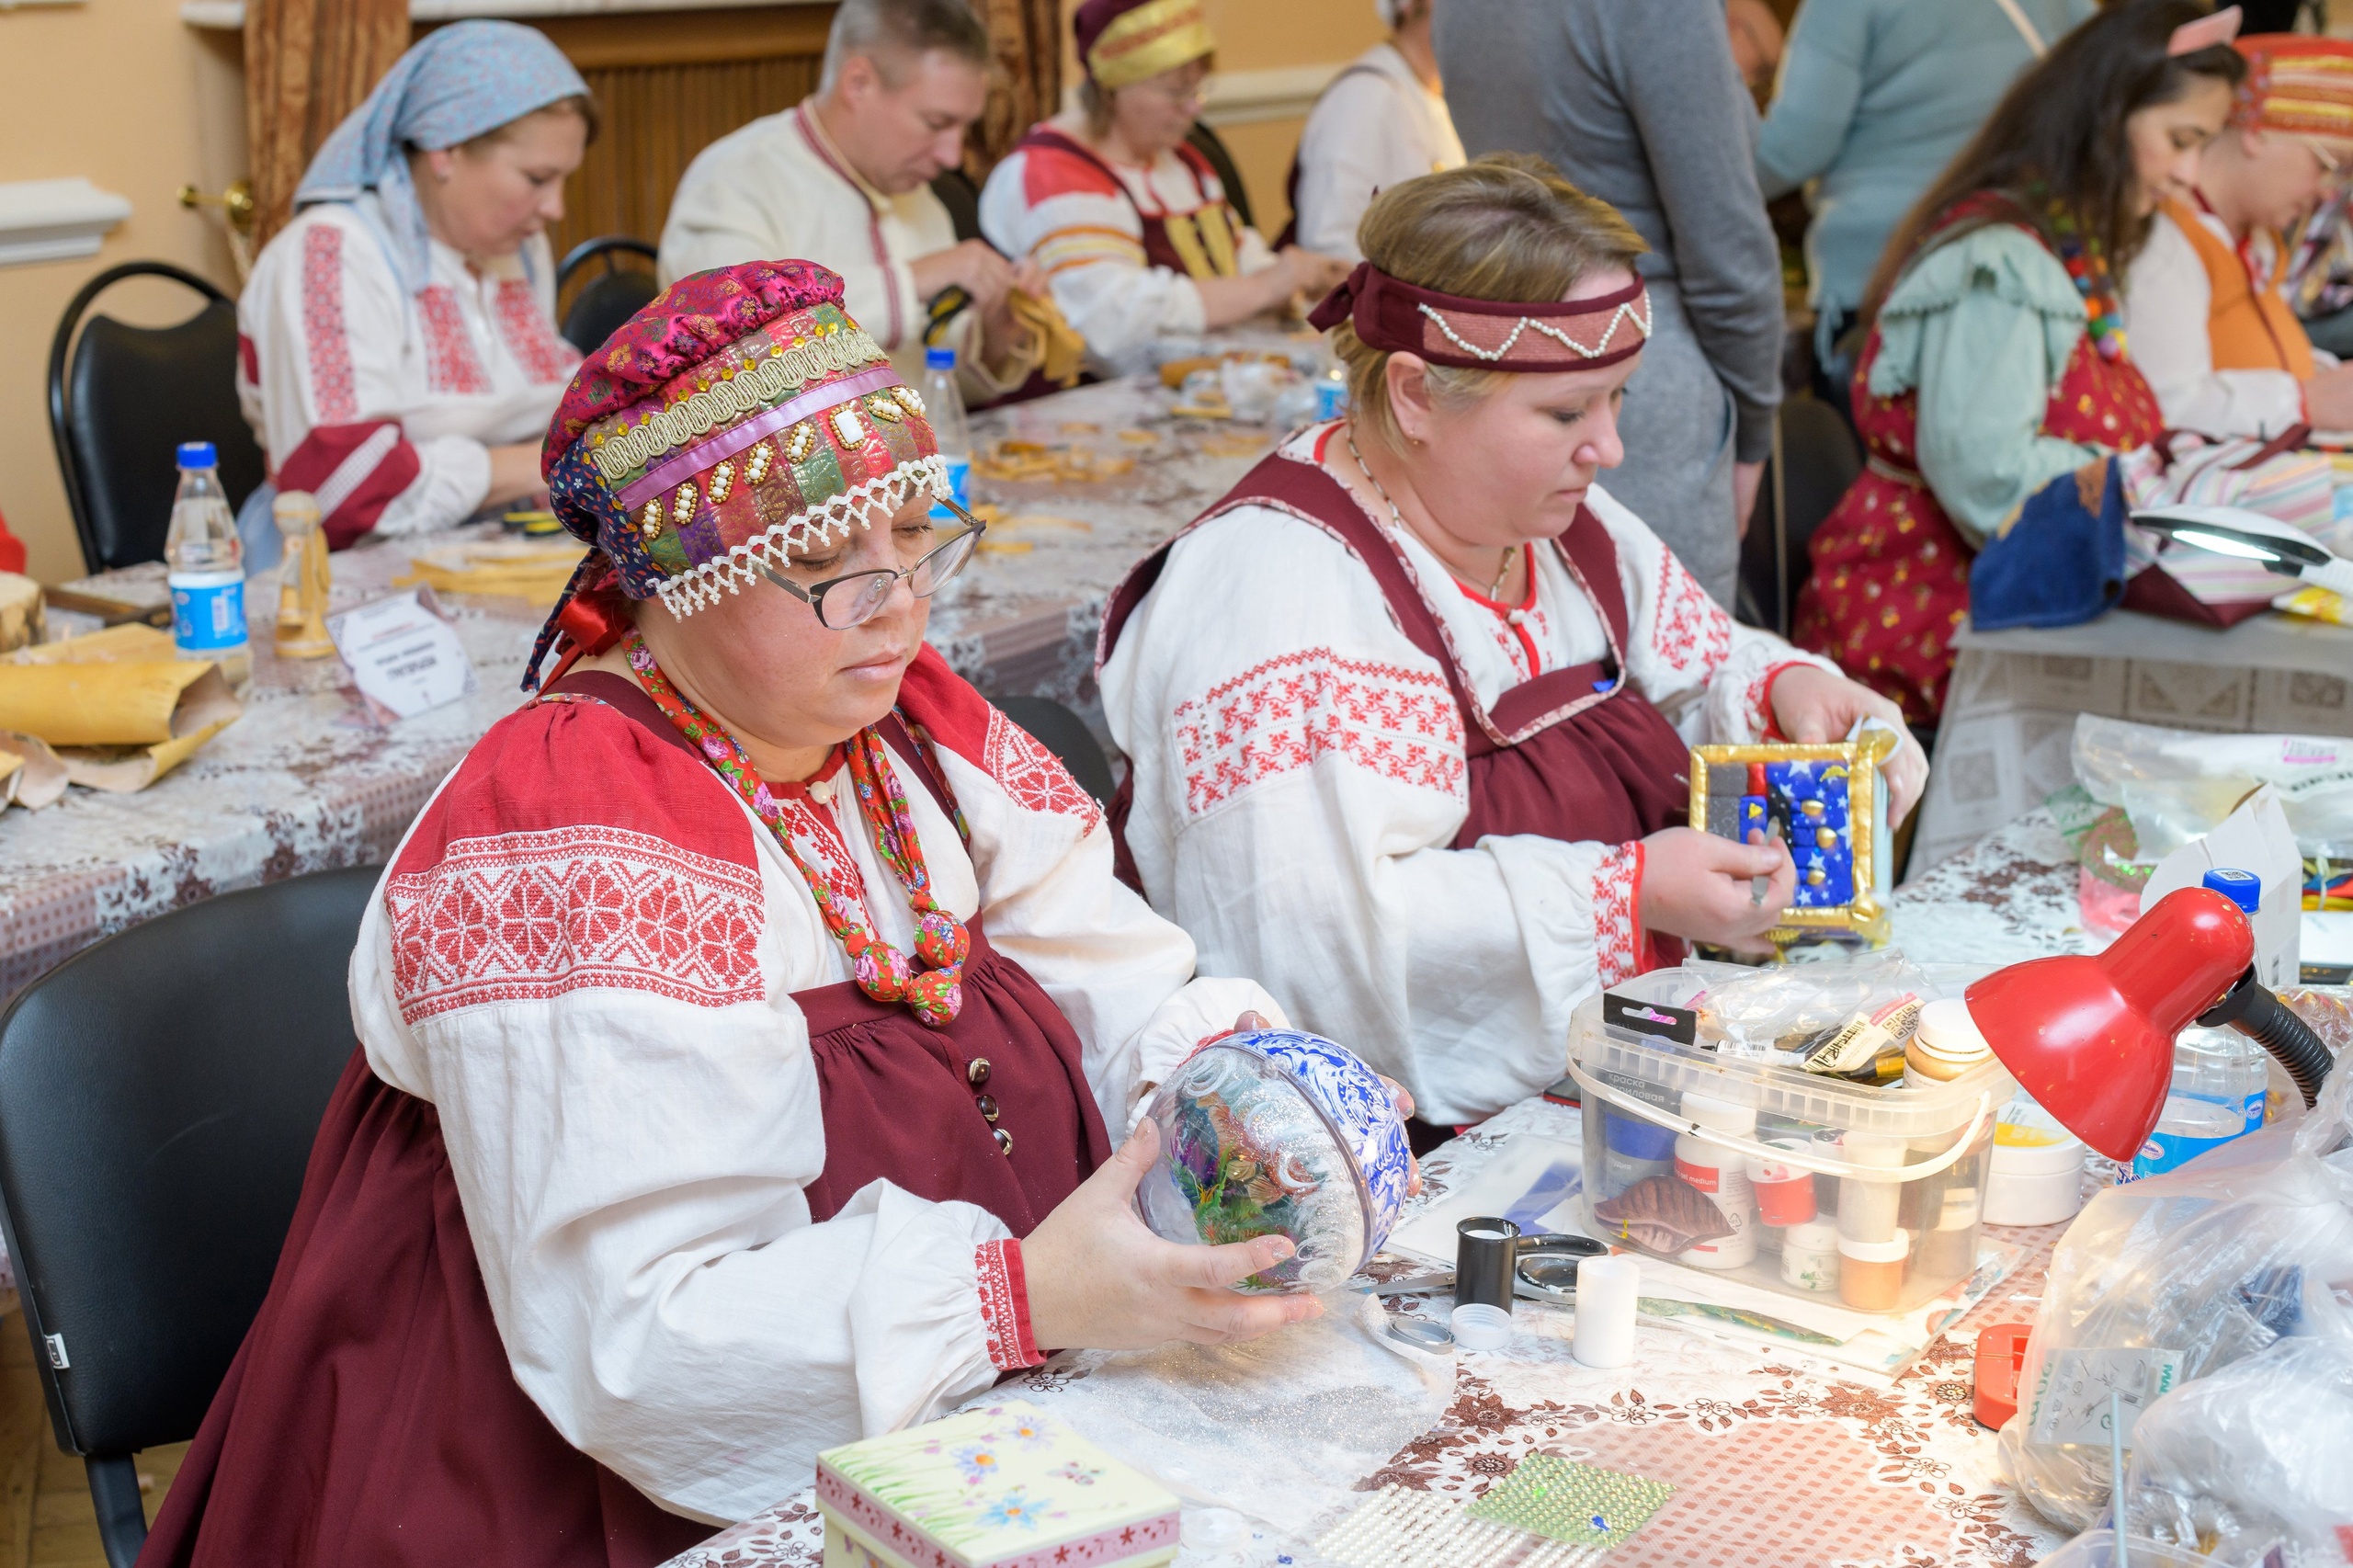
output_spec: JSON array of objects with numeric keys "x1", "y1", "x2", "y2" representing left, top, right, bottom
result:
[
  {"x1": 0, "y1": 374, "x2": 1276, "y2": 1003},
  {"x1": 664, "y1": 817, "x2": 2107, "y2": 1568}
]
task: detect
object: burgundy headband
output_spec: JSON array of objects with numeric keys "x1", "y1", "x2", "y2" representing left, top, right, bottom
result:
[{"x1": 1306, "y1": 262, "x2": 1653, "y2": 371}]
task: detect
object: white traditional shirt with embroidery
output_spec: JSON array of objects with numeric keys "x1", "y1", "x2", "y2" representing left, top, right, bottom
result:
[
  {"x1": 658, "y1": 102, "x2": 1026, "y2": 403},
  {"x1": 349, "y1": 651, "x2": 1278, "y2": 1523},
  {"x1": 978, "y1": 131, "x2": 1278, "y2": 377},
  {"x1": 1099, "y1": 423, "x2": 1837, "y2": 1126},
  {"x1": 1292, "y1": 43, "x2": 1466, "y2": 262},
  {"x1": 236, "y1": 194, "x2": 579, "y2": 543}
]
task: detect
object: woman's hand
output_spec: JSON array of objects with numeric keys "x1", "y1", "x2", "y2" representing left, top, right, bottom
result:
[
  {"x1": 1766, "y1": 664, "x2": 1929, "y2": 824},
  {"x1": 1636, "y1": 825, "x2": 1794, "y2": 954},
  {"x1": 1023, "y1": 1119, "x2": 1325, "y2": 1352},
  {"x1": 1278, "y1": 246, "x2": 1353, "y2": 302},
  {"x1": 484, "y1": 442, "x2": 549, "y2": 510}
]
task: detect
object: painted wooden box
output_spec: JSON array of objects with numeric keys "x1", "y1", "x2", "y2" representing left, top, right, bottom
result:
[{"x1": 815, "y1": 1401, "x2": 1178, "y2": 1568}]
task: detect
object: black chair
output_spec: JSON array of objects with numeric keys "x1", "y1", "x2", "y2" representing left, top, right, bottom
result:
[
  {"x1": 1186, "y1": 121, "x2": 1256, "y2": 233},
  {"x1": 931, "y1": 167, "x2": 984, "y2": 244},
  {"x1": 556, "y1": 235, "x2": 661, "y2": 357},
  {"x1": 992, "y1": 696, "x2": 1117, "y2": 806},
  {"x1": 0, "y1": 866, "x2": 381, "y2": 1568},
  {"x1": 47, "y1": 262, "x2": 267, "y2": 574},
  {"x1": 1739, "y1": 393, "x2": 1862, "y2": 637}
]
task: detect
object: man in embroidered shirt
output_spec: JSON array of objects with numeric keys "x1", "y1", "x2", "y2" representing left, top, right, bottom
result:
[{"x1": 660, "y1": 0, "x2": 1047, "y2": 402}]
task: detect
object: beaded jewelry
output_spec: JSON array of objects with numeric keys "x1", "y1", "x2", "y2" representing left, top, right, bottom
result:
[
  {"x1": 2040, "y1": 194, "x2": 2128, "y2": 362},
  {"x1": 626, "y1": 632, "x2": 971, "y2": 1027}
]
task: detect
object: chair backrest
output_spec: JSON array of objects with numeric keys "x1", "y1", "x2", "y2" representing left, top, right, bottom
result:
[
  {"x1": 1186, "y1": 121, "x2": 1256, "y2": 233},
  {"x1": 931, "y1": 168, "x2": 983, "y2": 244},
  {"x1": 557, "y1": 235, "x2": 662, "y2": 357},
  {"x1": 1741, "y1": 393, "x2": 1862, "y2": 636},
  {"x1": 990, "y1": 696, "x2": 1116, "y2": 805},
  {"x1": 0, "y1": 866, "x2": 381, "y2": 1460},
  {"x1": 47, "y1": 262, "x2": 266, "y2": 574}
]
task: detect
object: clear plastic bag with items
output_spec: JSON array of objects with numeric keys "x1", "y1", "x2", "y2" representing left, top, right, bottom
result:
[
  {"x1": 1685, "y1": 951, "x2": 1934, "y2": 1067},
  {"x1": 2071, "y1": 715, "x2": 2353, "y2": 860},
  {"x1": 1999, "y1": 1061, "x2": 2353, "y2": 1531}
]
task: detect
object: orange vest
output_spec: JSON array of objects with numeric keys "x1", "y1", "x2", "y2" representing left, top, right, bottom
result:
[{"x1": 2161, "y1": 196, "x2": 2318, "y2": 381}]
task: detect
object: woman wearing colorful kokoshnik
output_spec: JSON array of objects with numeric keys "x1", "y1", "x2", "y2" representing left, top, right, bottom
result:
[
  {"x1": 142, "y1": 263, "x2": 1341, "y2": 1567},
  {"x1": 1099, "y1": 157, "x2": 1929, "y2": 1138},
  {"x1": 977, "y1": 0, "x2": 1350, "y2": 376},
  {"x1": 1792, "y1": 0, "x2": 2247, "y2": 729}
]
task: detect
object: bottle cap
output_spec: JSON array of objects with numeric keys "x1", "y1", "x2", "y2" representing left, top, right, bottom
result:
[
  {"x1": 2201, "y1": 867, "x2": 2262, "y2": 915},
  {"x1": 925, "y1": 346, "x2": 956, "y2": 372},
  {"x1": 1913, "y1": 998, "x2": 1993, "y2": 1065},
  {"x1": 176, "y1": 440, "x2": 218, "y2": 470},
  {"x1": 1838, "y1": 1230, "x2": 1912, "y2": 1264}
]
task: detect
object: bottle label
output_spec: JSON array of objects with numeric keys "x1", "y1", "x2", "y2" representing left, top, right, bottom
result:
[
  {"x1": 931, "y1": 457, "x2": 972, "y2": 524},
  {"x1": 171, "y1": 572, "x2": 248, "y2": 653}
]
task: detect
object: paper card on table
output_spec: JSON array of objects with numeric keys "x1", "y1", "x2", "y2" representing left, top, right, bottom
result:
[
  {"x1": 2025, "y1": 1346, "x2": 2185, "y2": 1446},
  {"x1": 328, "y1": 588, "x2": 476, "y2": 722}
]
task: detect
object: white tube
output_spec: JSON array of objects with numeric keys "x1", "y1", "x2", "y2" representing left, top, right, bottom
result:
[{"x1": 1572, "y1": 1254, "x2": 1639, "y2": 1369}]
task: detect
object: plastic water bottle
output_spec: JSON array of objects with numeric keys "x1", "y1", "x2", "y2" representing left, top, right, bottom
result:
[
  {"x1": 2128, "y1": 1026, "x2": 2269, "y2": 1179},
  {"x1": 921, "y1": 347, "x2": 972, "y2": 521},
  {"x1": 165, "y1": 441, "x2": 251, "y2": 687}
]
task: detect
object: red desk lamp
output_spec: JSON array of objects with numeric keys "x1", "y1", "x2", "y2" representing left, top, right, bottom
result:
[{"x1": 1963, "y1": 881, "x2": 2335, "y2": 1162}]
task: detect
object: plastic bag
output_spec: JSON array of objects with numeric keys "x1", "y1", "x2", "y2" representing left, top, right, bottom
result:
[
  {"x1": 2072, "y1": 715, "x2": 2353, "y2": 859},
  {"x1": 1999, "y1": 1061, "x2": 2353, "y2": 1530},
  {"x1": 1686, "y1": 950, "x2": 1933, "y2": 1064},
  {"x1": 2120, "y1": 1330, "x2": 2353, "y2": 1563}
]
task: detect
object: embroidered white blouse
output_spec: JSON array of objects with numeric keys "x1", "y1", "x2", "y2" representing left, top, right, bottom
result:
[
  {"x1": 1098, "y1": 424, "x2": 1837, "y2": 1126},
  {"x1": 1291, "y1": 43, "x2": 1466, "y2": 262},
  {"x1": 978, "y1": 133, "x2": 1278, "y2": 377},
  {"x1": 350, "y1": 651, "x2": 1278, "y2": 1521},
  {"x1": 658, "y1": 102, "x2": 1025, "y2": 403},
  {"x1": 237, "y1": 194, "x2": 579, "y2": 544}
]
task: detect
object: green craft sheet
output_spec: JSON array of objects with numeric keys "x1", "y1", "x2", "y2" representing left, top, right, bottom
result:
[{"x1": 1463, "y1": 1452, "x2": 1676, "y2": 1551}]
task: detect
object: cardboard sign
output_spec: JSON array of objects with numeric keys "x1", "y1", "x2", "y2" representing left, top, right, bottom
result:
[
  {"x1": 2025, "y1": 1346, "x2": 2184, "y2": 1446},
  {"x1": 2141, "y1": 785, "x2": 2302, "y2": 989},
  {"x1": 327, "y1": 588, "x2": 476, "y2": 722}
]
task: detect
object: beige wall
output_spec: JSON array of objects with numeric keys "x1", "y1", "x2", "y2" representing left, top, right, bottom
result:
[
  {"x1": 0, "y1": 0, "x2": 1368, "y2": 585},
  {"x1": 0, "y1": 0, "x2": 248, "y2": 584}
]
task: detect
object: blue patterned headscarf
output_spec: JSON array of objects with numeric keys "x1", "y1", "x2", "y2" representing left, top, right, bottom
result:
[{"x1": 295, "y1": 20, "x2": 587, "y2": 293}]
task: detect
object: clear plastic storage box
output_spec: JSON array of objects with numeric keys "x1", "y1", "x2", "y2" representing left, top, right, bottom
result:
[{"x1": 1566, "y1": 967, "x2": 2013, "y2": 1315}]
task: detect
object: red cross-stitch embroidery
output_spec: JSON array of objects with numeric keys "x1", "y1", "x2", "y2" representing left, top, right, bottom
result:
[
  {"x1": 301, "y1": 224, "x2": 358, "y2": 424},
  {"x1": 1593, "y1": 841, "x2": 1645, "y2": 988},
  {"x1": 974, "y1": 1238, "x2": 1044, "y2": 1369},
  {"x1": 385, "y1": 824, "x2": 764, "y2": 1022},
  {"x1": 494, "y1": 278, "x2": 581, "y2": 384},
  {"x1": 1651, "y1": 550, "x2": 1733, "y2": 676},
  {"x1": 1175, "y1": 649, "x2": 1464, "y2": 815},
  {"x1": 416, "y1": 285, "x2": 491, "y2": 396},
  {"x1": 984, "y1": 707, "x2": 1105, "y2": 833}
]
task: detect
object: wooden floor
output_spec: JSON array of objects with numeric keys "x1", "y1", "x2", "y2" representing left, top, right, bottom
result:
[{"x1": 0, "y1": 1307, "x2": 187, "y2": 1568}]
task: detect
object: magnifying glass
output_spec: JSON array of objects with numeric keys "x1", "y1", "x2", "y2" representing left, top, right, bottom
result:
[{"x1": 2131, "y1": 504, "x2": 2353, "y2": 597}]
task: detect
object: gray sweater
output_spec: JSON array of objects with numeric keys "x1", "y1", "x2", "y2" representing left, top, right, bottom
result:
[{"x1": 1434, "y1": 0, "x2": 1784, "y2": 462}]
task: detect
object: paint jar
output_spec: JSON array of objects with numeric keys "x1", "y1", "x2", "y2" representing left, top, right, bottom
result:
[
  {"x1": 1903, "y1": 998, "x2": 1992, "y2": 1087},
  {"x1": 1674, "y1": 1094, "x2": 1758, "y2": 1270},
  {"x1": 1601, "y1": 1113, "x2": 1677, "y2": 1198},
  {"x1": 1983, "y1": 1096, "x2": 2086, "y2": 1226},
  {"x1": 1746, "y1": 1138, "x2": 1817, "y2": 1227},
  {"x1": 1838, "y1": 1230, "x2": 1911, "y2": 1312},
  {"x1": 1836, "y1": 1131, "x2": 1906, "y2": 1244},
  {"x1": 1918, "y1": 1186, "x2": 1981, "y2": 1279},
  {"x1": 1780, "y1": 1219, "x2": 1840, "y2": 1292}
]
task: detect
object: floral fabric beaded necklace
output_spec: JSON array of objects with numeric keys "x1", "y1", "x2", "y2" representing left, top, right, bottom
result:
[{"x1": 624, "y1": 632, "x2": 971, "y2": 1027}]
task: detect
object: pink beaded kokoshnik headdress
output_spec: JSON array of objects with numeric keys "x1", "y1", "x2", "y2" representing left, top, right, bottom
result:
[{"x1": 1307, "y1": 261, "x2": 1653, "y2": 372}]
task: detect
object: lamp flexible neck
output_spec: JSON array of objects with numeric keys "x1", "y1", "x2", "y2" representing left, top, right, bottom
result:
[{"x1": 2198, "y1": 971, "x2": 2333, "y2": 1108}]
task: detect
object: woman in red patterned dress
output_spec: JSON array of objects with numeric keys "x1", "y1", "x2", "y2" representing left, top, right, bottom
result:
[{"x1": 1794, "y1": 0, "x2": 2247, "y2": 729}]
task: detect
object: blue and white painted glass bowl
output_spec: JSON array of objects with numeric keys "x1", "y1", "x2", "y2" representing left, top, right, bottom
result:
[{"x1": 1134, "y1": 1028, "x2": 1411, "y2": 1293}]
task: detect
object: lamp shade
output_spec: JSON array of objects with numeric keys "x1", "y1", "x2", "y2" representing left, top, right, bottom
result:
[{"x1": 1962, "y1": 888, "x2": 2254, "y2": 1161}]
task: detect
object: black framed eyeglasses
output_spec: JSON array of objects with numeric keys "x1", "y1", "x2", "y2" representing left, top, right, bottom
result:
[{"x1": 758, "y1": 495, "x2": 987, "y2": 630}]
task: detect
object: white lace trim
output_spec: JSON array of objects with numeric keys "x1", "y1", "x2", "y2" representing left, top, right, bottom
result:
[{"x1": 653, "y1": 454, "x2": 950, "y2": 618}]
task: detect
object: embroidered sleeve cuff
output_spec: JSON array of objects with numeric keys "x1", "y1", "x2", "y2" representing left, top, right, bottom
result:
[
  {"x1": 1592, "y1": 841, "x2": 1647, "y2": 989},
  {"x1": 1748, "y1": 660, "x2": 1813, "y2": 742},
  {"x1": 975, "y1": 1238, "x2": 1046, "y2": 1370}
]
